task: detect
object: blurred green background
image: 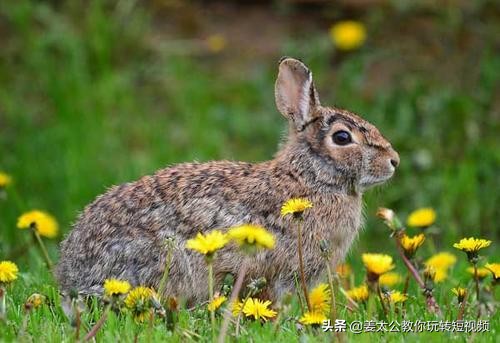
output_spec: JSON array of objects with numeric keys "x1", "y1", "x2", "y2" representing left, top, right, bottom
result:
[{"x1": 0, "y1": 0, "x2": 499, "y2": 262}]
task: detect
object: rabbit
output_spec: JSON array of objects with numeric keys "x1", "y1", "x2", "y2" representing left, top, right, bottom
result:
[{"x1": 56, "y1": 57, "x2": 399, "y2": 303}]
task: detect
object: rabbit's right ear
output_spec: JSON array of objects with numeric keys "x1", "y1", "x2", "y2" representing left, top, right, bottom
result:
[{"x1": 275, "y1": 57, "x2": 320, "y2": 131}]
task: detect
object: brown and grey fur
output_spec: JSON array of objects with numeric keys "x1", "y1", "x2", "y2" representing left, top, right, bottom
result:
[{"x1": 56, "y1": 58, "x2": 399, "y2": 303}]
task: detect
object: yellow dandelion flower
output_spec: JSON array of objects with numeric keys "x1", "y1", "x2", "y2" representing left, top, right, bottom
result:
[
  {"x1": 299, "y1": 311, "x2": 327, "y2": 325},
  {"x1": 231, "y1": 299, "x2": 244, "y2": 317},
  {"x1": 336, "y1": 263, "x2": 352, "y2": 278},
  {"x1": 207, "y1": 34, "x2": 226, "y2": 53},
  {"x1": 125, "y1": 286, "x2": 157, "y2": 322},
  {"x1": 280, "y1": 198, "x2": 313, "y2": 217},
  {"x1": 241, "y1": 298, "x2": 277, "y2": 321},
  {"x1": 388, "y1": 291, "x2": 407, "y2": 303},
  {"x1": 329, "y1": 20, "x2": 366, "y2": 51},
  {"x1": 425, "y1": 252, "x2": 457, "y2": 270},
  {"x1": 125, "y1": 286, "x2": 155, "y2": 308},
  {"x1": 424, "y1": 266, "x2": 448, "y2": 283},
  {"x1": 104, "y1": 278, "x2": 131, "y2": 297},
  {"x1": 308, "y1": 283, "x2": 330, "y2": 314},
  {"x1": 227, "y1": 224, "x2": 275, "y2": 250},
  {"x1": 451, "y1": 287, "x2": 467, "y2": 303},
  {"x1": 379, "y1": 272, "x2": 403, "y2": 288},
  {"x1": 466, "y1": 267, "x2": 490, "y2": 279},
  {"x1": 434, "y1": 268, "x2": 450, "y2": 283},
  {"x1": 208, "y1": 295, "x2": 227, "y2": 312},
  {"x1": 485, "y1": 263, "x2": 500, "y2": 280},
  {"x1": 407, "y1": 208, "x2": 436, "y2": 228},
  {"x1": 26, "y1": 293, "x2": 46, "y2": 309},
  {"x1": 362, "y1": 253, "x2": 394, "y2": 278},
  {"x1": 424, "y1": 252, "x2": 457, "y2": 284},
  {"x1": 186, "y1": 230, "x2": 228, "y2": 256},
  {"x1": 453, "y1": 237, "x2": 491, "y2": 253},
  {"x1": 17, "y1": 210, "x2": 59, "y2": 238},
  {"x1": 346, "y1": 284, "x2": 369, "y2": 303},
  {"x1": 400, "y1": 233, "x2": 425, "y2": 257},
  {"x1": 0, "y1": 172, "x2": 12, "y2": 188},
  {"x1": 0, "y1": 260, "x2": 19, "y2": 283}
]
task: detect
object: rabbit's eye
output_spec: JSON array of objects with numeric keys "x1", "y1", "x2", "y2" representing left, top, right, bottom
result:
[{"x1": 332, "y1": 130, "x2": 352, "y2": 146}]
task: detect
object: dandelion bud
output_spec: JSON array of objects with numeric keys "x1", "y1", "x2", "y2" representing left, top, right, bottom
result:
[
  {"x1": 423, "y1": 267, "x2": 436, "y2": 294},
  {"x1": 451, "y1": 287, "x2": 467, "y2": 303},
  {"x1": 376, "y1": 207, "x2": 402, "y2": 231},
  {"x1": 69, "y1": 289, "x2": 79, "y2": 300},
  {"x1": 319, "y1": 239, "x2": 331, "y2": 257},
  {"x1": 163, "y1": 237, "x2": 175, "y2": 248},
  {"x1": 221, "y1": 273, "x2": 234, "y2": 296},
  {"x1": 247, "y1": 277, "x2": 267, "y2": 296},
  {"x1": 377, "y1": 208, "x2": 394, "y2": 222}
]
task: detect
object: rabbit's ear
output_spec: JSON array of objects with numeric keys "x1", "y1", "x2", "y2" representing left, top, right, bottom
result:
[{"x1": 275, "y1": 57, "x2": 320, "y2": 131}]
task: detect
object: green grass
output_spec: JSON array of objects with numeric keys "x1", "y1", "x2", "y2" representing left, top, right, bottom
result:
[
  {"x1": 0, "y1": 0, "x2": 499, "y2": 341},
  {"x1": 1, "y1": 258, "x2": 499, "y2": 342}
]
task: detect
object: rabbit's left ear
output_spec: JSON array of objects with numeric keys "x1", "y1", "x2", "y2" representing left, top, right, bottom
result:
[{"x1": 275, "y1": 57, "x2": 320, "y2": 131}]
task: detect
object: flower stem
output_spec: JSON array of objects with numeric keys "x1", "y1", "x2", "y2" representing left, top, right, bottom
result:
[
  {"x1": 338, "y1": 286, "x2": 359, "y2": 311},
  {"x1": 235, "y1": 294, "x2": 250, "y2": 336},
  {"x1": 32, "y1": 229, "x2": 53, "y2": 269},
  {"x1": 326, "y1": 263, "x2": 344, "y2": 342},
  {"x1": 402, "y1": 273, "x2": 410, "y2": 295},
  {"x1": 218, "y1": 260, "x2": 248, "y2": 343},
  {"x1": 402, "y1": 273, "x2": 410, "y2": 312},
  {"x1": 208, "y1": 262, "x2": 216, "y2": 343},
  {"x1": 325, "y1": 263, "x2": 337, "y2": 321},
  {"x1": 293, "y1": 272, "x2": 305, "y2": 314},
  {"x1": 0, "y1": 287, "x2": 6, "y2": 322},
  {"x1": 148, "y1": 310, "x2": 154, "y2": 343},
  {"x1": 296, "y1": 220, "x2": 311, "y2": 312},
  {"x1": 376, "y1": 282, "x2": 388, "y2": 316},
  {"x1": 426, "y1": 234, "x2": 437, "y2": 254},
  {"x1": 18, "y1": 306, "x2": 31, "y2": 339},
  {"x1": 473, "y1": 263, "x2": 480, "y2": 302},
  {"x1": 394, "y1": 231, "x2": 441, "y2": 315},
  {"x1": 84, "y1": 304, "x2": 110, "y2": 341},
  {"x1": 74, "y1": 301, "x2": 81, "y2": 341},
  {"x1": 367, "y1": 290, "x2": 375, "y2": 318},
  {"x1": 457, "y1": 299, "x2": 467, "y2": 321},
  {"x1": 158, "y1": 241, "x2": 174, "y2": 298}
]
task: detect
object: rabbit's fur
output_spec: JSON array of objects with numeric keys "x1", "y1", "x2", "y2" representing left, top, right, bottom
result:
[{"x1": 56, "y1": 58, "x2": 399, "y2": 303}]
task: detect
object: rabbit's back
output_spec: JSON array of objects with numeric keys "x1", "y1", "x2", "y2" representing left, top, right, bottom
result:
[{"x1": 56, "y1": 160, "x2": 308, "y2": 297}]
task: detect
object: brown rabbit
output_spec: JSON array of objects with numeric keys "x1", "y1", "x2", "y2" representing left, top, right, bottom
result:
[{"x1": 56, "y1": 58, "x2": 399, "y2": 302}]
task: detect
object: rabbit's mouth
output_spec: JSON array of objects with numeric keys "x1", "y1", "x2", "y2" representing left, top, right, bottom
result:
[{"x1": 359, "y1": 173, "x2": 394, "y2": 189}]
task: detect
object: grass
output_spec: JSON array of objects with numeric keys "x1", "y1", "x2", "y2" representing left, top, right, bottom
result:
[{"x1": 0, "y1": 0, "x2": 499, "y2": 341}]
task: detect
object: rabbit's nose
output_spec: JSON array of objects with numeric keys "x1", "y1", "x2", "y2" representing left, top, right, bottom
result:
[{"x1": 389, "y1": 150, "x2": 400, "y2": 168}]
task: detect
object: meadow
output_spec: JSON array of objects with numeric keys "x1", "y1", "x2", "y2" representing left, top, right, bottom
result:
[{"x1": 0, "y1": 0, "x2": 499, "y2": 342}]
